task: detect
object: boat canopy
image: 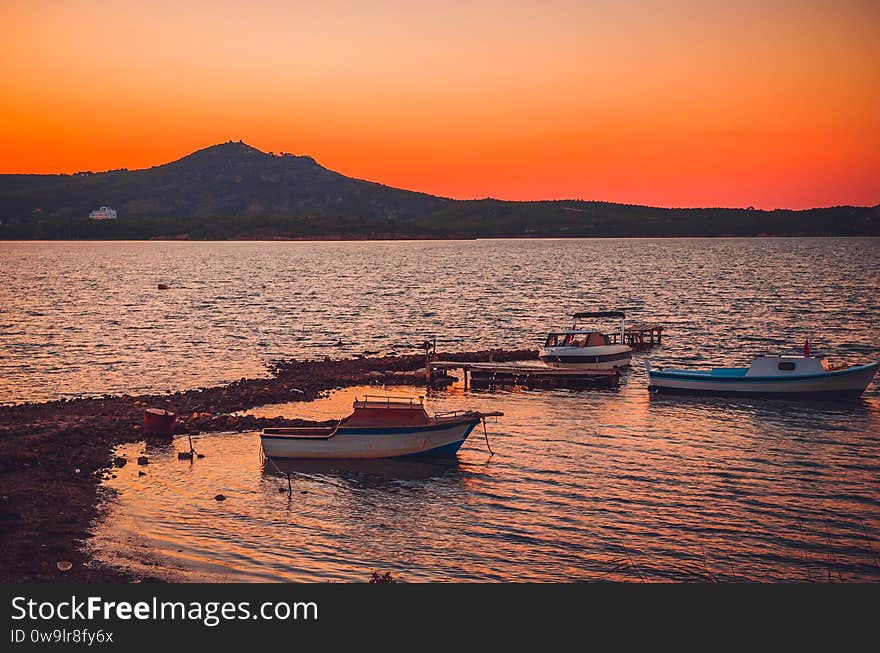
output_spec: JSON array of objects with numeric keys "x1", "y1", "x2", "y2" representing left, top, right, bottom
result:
[
  {"x1": 573, "y1": 311, "x2": 625, "y2": 319},
  {"x1": 546, "y1": 329, "x2": 601, "y2": 335}
]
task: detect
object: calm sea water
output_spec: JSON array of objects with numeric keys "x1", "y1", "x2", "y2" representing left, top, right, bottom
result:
[{"x1": 3, "y1": 238, "x2": 879, "y2": 581}]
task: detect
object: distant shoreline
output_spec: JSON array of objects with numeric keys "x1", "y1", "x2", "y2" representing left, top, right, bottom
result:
[{"x1": 2, "y1": 142, "x2": 877, "y2": 241}]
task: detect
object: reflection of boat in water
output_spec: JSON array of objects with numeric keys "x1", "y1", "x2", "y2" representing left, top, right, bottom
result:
[
  {"x1": 260, "y1": 395, "x2": 502, "y2": 459},
  {"x1": 539, "y1": 311, "x2": 632, "y2": 369},
  {"x1": 263, "y1": 456, "x2": 463, "y2": 486},
  {"x1": 647, "y1": 353, "x2": 879, "y2": 398}
]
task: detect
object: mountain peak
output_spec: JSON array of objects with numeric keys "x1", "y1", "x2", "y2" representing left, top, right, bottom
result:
[
  {"x1": 174, "y1": 140, "x2": 265, "y2": 163},
  {"x1": 205, "y1": 140, "x2": 262, "y2": 154},
  {"x1": 166, "y1": 141, "x2": 322, "y2": 169}
]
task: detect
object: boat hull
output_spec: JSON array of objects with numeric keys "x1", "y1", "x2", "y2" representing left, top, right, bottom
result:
[
  {"x1": 648, "y1": 362, "x2": 879, "y2": 398},
  {"x1": 260, "y1": 419, "x2": 480, "y2": 459},
  {"x1": 539, "y1": 344, "x2": 632, "y2": 370}
]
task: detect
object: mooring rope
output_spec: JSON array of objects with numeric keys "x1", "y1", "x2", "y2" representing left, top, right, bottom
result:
[
  {"x1": 482, "y1": 418, "x2": 495, "y2": 456},
  {"x1": 261, "y1": 444, "x2": 292, "y2": 495}
]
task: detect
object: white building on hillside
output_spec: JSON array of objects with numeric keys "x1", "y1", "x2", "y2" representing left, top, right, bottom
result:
[{"x1": 89, "y1": 206, "x2": 117, "y2": 220}]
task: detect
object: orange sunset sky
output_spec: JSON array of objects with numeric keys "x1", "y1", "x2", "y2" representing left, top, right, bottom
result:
[{"x1": 1, "y1": 0, "x2": 878, "y2": 209}]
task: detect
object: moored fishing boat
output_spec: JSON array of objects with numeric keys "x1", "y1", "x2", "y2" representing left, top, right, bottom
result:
[
  {"x1": 647, "y1": 350, "x2": 878, "y2": 398},
  {"x1": 260, "y1": 395, "x2": 502, "y2": 459},
  {"x1": 539, "y1": 310, "x2": 632, "y2": 369}
]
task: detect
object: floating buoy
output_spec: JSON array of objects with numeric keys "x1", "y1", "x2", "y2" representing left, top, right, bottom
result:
[
  {"x1": 157, "y1": 283, "x2": 170, "y2": 290},
  {"x1": 214, "y1": 494, "x2": 226, "y2": 501}
]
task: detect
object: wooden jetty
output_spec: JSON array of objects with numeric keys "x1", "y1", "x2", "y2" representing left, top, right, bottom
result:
[
  {"x1": 429, "y1": 361, "x2": 620, "y2": 390},
  {"x1": 606, "y1": 323, "x2": 663, "y2": 350}
]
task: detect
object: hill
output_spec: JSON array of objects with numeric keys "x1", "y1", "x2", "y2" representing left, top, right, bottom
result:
[
  {"x1": 420, "y1": 199, "x2": 880, "y2": 238},
  {"x1": 0, "y1": 142, "x2": 877, "y2": 239}
]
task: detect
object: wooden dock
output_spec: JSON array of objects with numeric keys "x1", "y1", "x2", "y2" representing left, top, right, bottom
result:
[
  {"x1": 429, "y1": 361, "x2": 620, "y2": 390},
  {"x1": 607, "y1": 323, "x2": 663, "y2": 350}
]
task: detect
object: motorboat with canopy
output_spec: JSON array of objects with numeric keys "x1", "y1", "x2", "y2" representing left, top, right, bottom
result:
[{"x1": 539, "y1": 311, "x2": 633, "y2": 370}]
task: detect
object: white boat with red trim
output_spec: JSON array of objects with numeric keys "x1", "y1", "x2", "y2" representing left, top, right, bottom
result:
[{"x1": 260, "y1": 395, "x2": 502, "y2": 459}]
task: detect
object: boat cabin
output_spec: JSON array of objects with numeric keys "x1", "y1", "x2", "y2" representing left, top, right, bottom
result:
[
  {"x1": 542, "y1": 311, "x2": 627, "y2": 349},
  {"x1": 544, "y1": 331, "x2": 611, "y2": 348},
  {"x1": 744, "y1": 355, "x2": 837, "y2": 377},
  {"x1": 342, "y1": 396, "x2": 431, "y2": 427}
]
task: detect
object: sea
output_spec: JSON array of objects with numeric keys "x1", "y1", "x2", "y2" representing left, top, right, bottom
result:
[{"x1": 2, "y1": 238, "x2": 879, "y2": 581}]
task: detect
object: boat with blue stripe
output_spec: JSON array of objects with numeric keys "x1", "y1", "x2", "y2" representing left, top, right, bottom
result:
[
  {"x1": 647, "y1": 352, "x2": 878, "y2": 398},
  {"x1": 260, "y1": 395, "x2": 502, "y2": 459}
]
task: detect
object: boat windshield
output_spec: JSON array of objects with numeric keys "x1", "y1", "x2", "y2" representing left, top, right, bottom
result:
[{"x1": 545, "y1": 332, "x2": 608, "y2": 347}]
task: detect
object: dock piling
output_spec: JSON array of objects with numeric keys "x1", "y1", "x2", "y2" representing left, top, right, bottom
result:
[{"x1": 607, "y1": 324, "x2": 665, "y2": 351}]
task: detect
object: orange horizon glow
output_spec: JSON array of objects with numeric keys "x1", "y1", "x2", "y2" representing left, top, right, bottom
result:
[{"x1": 1, "y1": 0, "x2": 878, "y2": 210}]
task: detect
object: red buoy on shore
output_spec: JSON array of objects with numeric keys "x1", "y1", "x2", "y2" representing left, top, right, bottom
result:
[{"x1": 144, "y1": 408, "x2": 176, "y2": 436}]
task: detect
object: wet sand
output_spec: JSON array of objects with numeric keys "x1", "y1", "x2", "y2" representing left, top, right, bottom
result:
[{"x1": 0, "y1": 349, "x2": 535, "y2": 582}]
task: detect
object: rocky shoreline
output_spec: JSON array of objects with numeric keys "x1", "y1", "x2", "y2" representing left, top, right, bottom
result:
[{"x1": 0, "y1": 349, "x2": 535, "y2": 582}]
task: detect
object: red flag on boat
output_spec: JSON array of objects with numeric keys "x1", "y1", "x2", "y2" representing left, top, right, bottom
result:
[{"x1": 804, "y1": 339, "x2": 810, "y2": 357}]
